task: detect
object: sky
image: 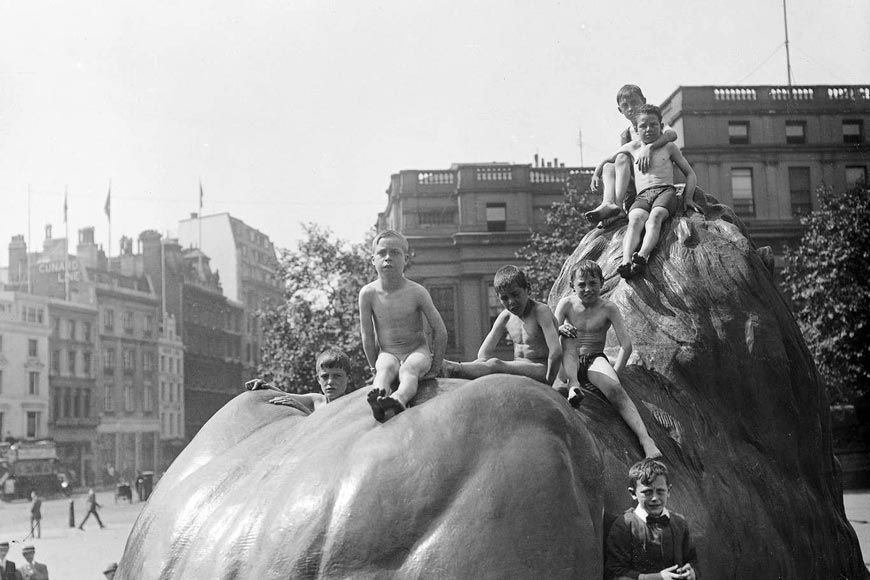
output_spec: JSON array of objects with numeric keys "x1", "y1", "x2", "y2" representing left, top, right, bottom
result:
[{"x1": 1, "y1": 0, "x2": 868, "y2": 264}]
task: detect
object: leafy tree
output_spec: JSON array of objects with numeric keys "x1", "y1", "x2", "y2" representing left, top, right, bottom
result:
[
  {"x1": 516, "y1": 172, "x2": 598, "y2": 298},
  {"x1": 258, "y1": 223, "x2": 373, "y2": 393},
  {"x1": 781, "y1": 185, "x2": 870, "y2": 403}
]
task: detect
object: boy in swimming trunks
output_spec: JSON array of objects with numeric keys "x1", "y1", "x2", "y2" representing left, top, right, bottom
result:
[
  {"x1": 555, "y1": 259, "x2": 661, "y2": 458},
  {"x1": 613, "y1": 104, "x2": 700, "y2": 279},
  {"x1": 360, "y1": 230, "x2": 447, "y2": 422},
  {"x1": 441, "y1": 265, "x2": 562, "y2": 385},
  {"x1": 586, "y1": 84, "x2": 678, "y2": 228}
]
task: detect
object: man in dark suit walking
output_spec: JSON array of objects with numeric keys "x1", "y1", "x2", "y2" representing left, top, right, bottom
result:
[{"x1": 78, "y1": 488, "x2": 105, "y2": 530}]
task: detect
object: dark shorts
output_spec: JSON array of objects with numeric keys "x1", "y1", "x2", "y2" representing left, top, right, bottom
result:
[
  {"x1": 629, "y1": 185, "x2": 678, "y2": 216},
  {"x1": 577, "y1": 352, "x2": 608, "y2": 382}
]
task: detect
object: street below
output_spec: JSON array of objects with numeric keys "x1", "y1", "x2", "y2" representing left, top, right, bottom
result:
[{"x1": 1, "y1": 487, "x2": 868, "y2": 578}]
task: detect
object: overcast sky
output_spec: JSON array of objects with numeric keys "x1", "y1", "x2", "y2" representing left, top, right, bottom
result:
[{"x1": 1, "y1": 0, "x2": 868, "y2": 262}]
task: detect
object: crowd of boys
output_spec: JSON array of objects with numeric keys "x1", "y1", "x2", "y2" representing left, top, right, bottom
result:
[{"x1": 252, "y1": 84, "x2": 700, "y2": 578}]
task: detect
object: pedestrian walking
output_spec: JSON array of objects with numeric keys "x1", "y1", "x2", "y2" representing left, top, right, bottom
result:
[
  {"x1": 0, "y1": 540, "x2": 21, "y2": 580},
  {"x1": 19, "y1": 545, "x2": 49, "y2": 580},
  {"x1": 78, "y1": 488, "x2": 105, "y2": 530},
  {"x1": 29, "y1": 491, "x2": 42, "y2": 539},
  {"x1": 103, "y1": 562, "x2": 117, "y2": 579}
]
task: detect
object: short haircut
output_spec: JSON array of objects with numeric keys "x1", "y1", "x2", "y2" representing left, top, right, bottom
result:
[
  {"x1": 627, "y1": 458, "x2": 670, "y2": 489},
  {"x1": 372, "y1": 230, "x2": 408, "y2": 254},
  {"x1": 572, "y1": 260, "x2": 603, "y2": 284},
  {"x1": 634, "y1": 103, "x2": 663, "y2": 125},
  {"x1": 493, "y1": 265, "x2": 530, "y2": 293},
  {"x1": 616, "y1": 84, "x2": 645, "y2": 104},
  {"x1": 316, "y1": 347, "x2": 351, "y2": 374}
]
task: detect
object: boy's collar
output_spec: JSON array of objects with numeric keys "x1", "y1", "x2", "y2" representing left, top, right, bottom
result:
[{"x1": 634, "y1": 505, "x2": 670, "y2": 520}]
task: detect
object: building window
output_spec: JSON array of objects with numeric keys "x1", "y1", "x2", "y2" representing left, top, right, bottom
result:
[
  {"x1": 103, "y1": 348, "x2": 116, "y2": 371},
  {"x1": 51, "y1": 350, "x2": 61, "y2": 375},
  {"x1": 0, "y1": 370, "x2": 3, "y2": 394},
  {"x1": 124, "y1": 382, "x2": 135, "y2": 412},
  {"x1": 67, "y1": 350, "x2": 77, "y2": 376},
  {"x1": 104, "y1": 384, "x2": 113, "y2": 412},
  {"x1": 843, "y1": 120, "x2": 864, "y2": 144},
  {"x1": 28, "y1": 339, "x2": 38, "y2": 357},
  {"x1": 52, "y1": 317, "x2": 60, "y2": 336},
  {"x1": 68, "y1": 319, "x2": 77, "y2": 340},
  {"x1": 486, "y1": 203, "x2": 507, "y2": 232},
  {"x1": 789, "y1": 167, "x2": 812, "y2": 216},
  {"x1": 846, "y1": 166, "x2": 867, "y2": 189},
  {"x1": 123, "y1": 311, "x2": 134, "y2": 334},
  {"x1": 26, "y1": 411, "x2": 41, "y2": 439},
  {"x1": 785, "y1": 121, "x2": 806, "y2": 144},
  {"x1": 144, "y1": 383, "x2": 154, "y2": 412},
  {"x1": 416, "y1": 210, "x2": 458, "y2": 227},
  {"x1": 28, "y1": 371, "x2": 40, "y2": 395},
  {"x1": 143, "y1": 351, "x2": 155, "y2": 373},
  {"x1": 123, "y1": 348, "x2": 135, "y2": 373},
  {"x1": 63, "y1": 388, "x2": 72, "y2": 418},
  {"x1": 144, "y1": 315, "x2": 154, "y2": 338},
  {"x1": 730, "y1": 168, "x2": 755, "y2": 217},
  {"x1": 428, "y1": 286, "x2": 458, "y2": 349},
  {"x1": 83, "y1": 322, "x2": 91, "y2": 342},
  {"x1": 728, "y1": 121, "x2": 750, "y2": 145},
  {"x1": 83, "y1": 389, "x2": 91, "y2": 418},
  {"x1": 103, "y1": 309, "x2": 115, "y2": 332},
  {"x1": 83, "y1": 352, "x2": 92, "y2": 377},
  {"x1": 73, "y1": 389, "x2": 82, "y2": 418}
]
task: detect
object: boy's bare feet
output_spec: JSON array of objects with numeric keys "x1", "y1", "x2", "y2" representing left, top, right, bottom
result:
[
  {"x1": 567, "y1": 387, "x2": 584, "y2": 408},
  {"x1": 378, "y1": 396, "x2": 406, "y2": 422},
  {"x1": 596, "y1": 212, "x2": 628, "y2": 229},
  {"x1": 584, "y1": 202, "x2": 622, "y2": 224},
  {"x1": 616, "y1": 263, "x2": 634, "y2": 279},
  {"x1": 367, "y1": 388, "x2": 385, "y2": 422},
  {"x1": 440, "y1": 360, "x2": 461, "y2": 378},
  {"x1": 630, "y1": 253, "x2": 647, "y2": 276},
  {"x1": 642, "y1": 438, "x2": 662, "y2": 459}
]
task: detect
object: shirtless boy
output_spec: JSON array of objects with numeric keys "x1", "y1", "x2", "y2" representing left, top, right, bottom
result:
[
  {"x1": 441, "y1": 265, "x2": 562, "y2": 385},
  {"x1": 555, "y1": 260, "x2": 661, "y2": 458},
  {"x1": 586, "y1": 84, "x2": 678, "y2": 228},
  {"x1": 360, "y1": 230, "x2": 447, "y2": 422},
  {"x1": 614, "y1": 104, "x2": 699, "y2": 279}
]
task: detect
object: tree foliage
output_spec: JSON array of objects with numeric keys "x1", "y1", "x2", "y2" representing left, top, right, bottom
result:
[
  {"x1": 258, "y1": 223, "x2": 373, "y2": 393},
  {"x1": 781, "y1": 185, "x2": 870, "y2": 403},
  {"x1": 516, "y1": 173, "x2": 599, "y2": 298}
]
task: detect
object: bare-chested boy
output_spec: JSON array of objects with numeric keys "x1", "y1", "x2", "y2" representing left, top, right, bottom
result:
[
  {"x1": 360, "y1": 230, "x2": 447, "y2": 422},
  {"x1": 244, "y1": 347, "x2": 352, "y2": 414},
  {"x1": 555, "y1": 259, "x2": 661, "y2": 458},
  {"x1": 441, "y1": 265, "x2": 562, "y2": 385}
]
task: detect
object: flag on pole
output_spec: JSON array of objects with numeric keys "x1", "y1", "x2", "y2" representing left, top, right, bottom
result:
[
  {"x1": 63, "y1": 190, "x2": 68, "y2": 224},
  {"x1": 104, "y1": 180, "x2": 112, "y2": 219},
  {"x1": 199, "y1": 179, "x2": 204, "y2": 212}
]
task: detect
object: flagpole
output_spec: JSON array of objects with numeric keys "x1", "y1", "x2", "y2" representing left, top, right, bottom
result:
[
  {"x1": 64, "y1": 187, "x2": 70, "y2": 301},
  {"x1": 198, "y1": 179, "x2": 203, "y2": 273},
  {"x1": 105, "y1": 180, "x2": 112, "y2": 259},
  {"x1": 27, "y1": 185, "x2": 32, "y2": 293}
]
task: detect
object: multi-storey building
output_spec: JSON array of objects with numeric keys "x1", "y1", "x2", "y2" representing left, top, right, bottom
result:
[
  {"x1": 47, "y1": 298, "x2": 99, "y2": 485},
  {"x1": 0, "y1": 291, "x2": 50, "y2": 441},
  {"x1": 138, "y1": 231, "x2": 244, "y2": 440},
  {"x1": 157, "y1": 312, "x2": 184, "y2": 470},
  {"x1": 378, "y1": 163, "x2": 590, "y2": 362},
  {"x1": 660, "y1": 84, "x2": 870, "y2": 251},
  {"x1": 177, "y1": 213, "x2": 282, "y2": 374}
]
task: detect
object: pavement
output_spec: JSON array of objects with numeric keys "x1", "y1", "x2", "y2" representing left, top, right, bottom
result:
[{"x1": 1, "y1": 487, "x2": 869, "y2": 579}]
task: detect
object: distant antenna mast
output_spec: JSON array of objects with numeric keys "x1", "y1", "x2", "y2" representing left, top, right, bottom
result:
[
  {"x1": 577, "y1": 127, "x2": 584, "y2": 167},
  {"x1": 782, "y1": 0, "x2": 793, "y2": 87}
]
